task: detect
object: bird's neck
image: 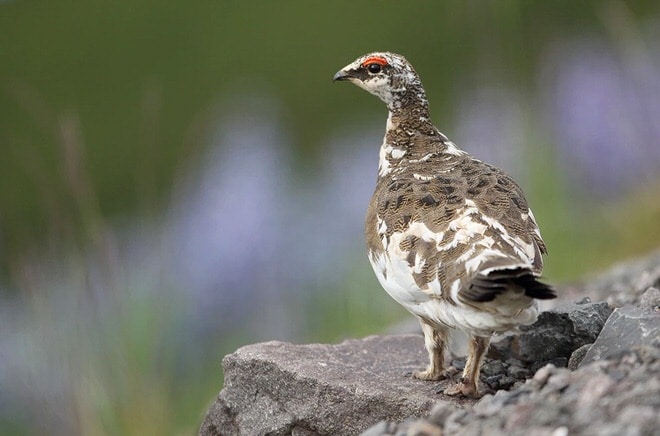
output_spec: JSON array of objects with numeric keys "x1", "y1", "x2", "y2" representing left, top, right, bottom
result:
[
  {"x1": 385, "y1": 84, "x2": 435, "y2": 136},
  {"x1": 376, "y1": 101, "x2": 459, "y2": 179},
  {"x1": 387, "y1": 106, "x2": 433, "y2": 132},
  {"x1": 384, "y1": 104, "x2": 442, "y2": 151}
]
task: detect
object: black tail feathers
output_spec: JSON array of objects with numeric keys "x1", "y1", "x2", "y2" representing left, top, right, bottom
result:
[{"x1": 462, "y1": 267, "x2": 556, "y2": 303}]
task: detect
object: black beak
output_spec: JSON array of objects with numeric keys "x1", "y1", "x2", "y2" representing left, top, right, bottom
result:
[{"x1": 333, "y1": 70, "x2": 351, "y2": 82}]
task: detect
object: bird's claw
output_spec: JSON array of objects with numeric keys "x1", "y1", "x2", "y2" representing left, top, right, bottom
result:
[
  {"x1": 443, "y1": 378, "x2": 480, "y2": 398},
  {"x1": 412, "y1": 368, "x2": 449, "y2": 381}
]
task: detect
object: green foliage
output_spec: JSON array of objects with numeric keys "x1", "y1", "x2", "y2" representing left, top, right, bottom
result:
[{"x1": 2, "y1": 0, "x2": 657, "y2": 262}]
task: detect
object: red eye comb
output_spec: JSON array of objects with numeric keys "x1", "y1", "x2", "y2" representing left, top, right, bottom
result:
[{"x1": 362, "y1": 56, "x2": 388, "y2": 67}]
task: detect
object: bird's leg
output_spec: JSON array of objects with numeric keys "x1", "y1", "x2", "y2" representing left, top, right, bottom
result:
[
  {"x1": 444, "y1": 335, "x2": 490, "y2": 397},
  {"x1": 413, "y1": 321, "x2": 449, "y2": 381}
]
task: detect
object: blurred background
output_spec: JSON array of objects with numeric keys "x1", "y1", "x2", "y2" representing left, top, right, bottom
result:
[{"x1": 1, "y1": 1, "x2": 659, "y2": 434}]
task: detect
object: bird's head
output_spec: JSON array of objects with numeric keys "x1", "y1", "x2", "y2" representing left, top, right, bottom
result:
[{"x1": 333, "y1": 52, "x2": 427, "y2": 112}]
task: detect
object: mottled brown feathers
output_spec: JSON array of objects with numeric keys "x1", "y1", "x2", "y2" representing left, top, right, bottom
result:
[{"x1": 366, "y1": 131, "x2": 546, "y2": 295}]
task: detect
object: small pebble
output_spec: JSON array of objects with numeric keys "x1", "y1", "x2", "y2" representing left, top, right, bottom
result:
[
  {"x1": 508, "y1": 365, "x2": 530, "y2": 380},
  {"x1": 532, "y1": 364, "x2": 556, "y2": 386},
  {"x1": 481, "y1": 360, "x2": 507, "y2": 377}
]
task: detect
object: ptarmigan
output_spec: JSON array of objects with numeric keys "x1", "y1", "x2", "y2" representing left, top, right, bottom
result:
[{"x1": 333, "y1": 52, "x2": 555, "y2": 397}]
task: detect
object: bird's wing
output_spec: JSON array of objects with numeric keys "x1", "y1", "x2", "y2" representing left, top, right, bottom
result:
[{"x1": 372, "y1": 155, "x2": 549, "y2": 304}]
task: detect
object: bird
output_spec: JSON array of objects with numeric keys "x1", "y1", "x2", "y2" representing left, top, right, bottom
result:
[{"x1": 333, "y1": 52, "x2": 556, "y2": 397}]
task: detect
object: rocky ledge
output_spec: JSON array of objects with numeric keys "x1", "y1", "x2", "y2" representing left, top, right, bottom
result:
[{"x1": 200, "y1": 251, "x2": 660, "y2": 435}]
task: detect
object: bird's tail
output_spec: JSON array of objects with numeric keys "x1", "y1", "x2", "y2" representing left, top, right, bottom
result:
[{"x1": 462, "y1": 267, "x2": 556, "y2": 303}]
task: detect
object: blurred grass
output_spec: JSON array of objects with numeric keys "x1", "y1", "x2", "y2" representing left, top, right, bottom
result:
[
  {"x1": 1, "y1": 1, "x2": 660, "y2": 435},
  {"x1": 1, "y1": 0, "x2": 658, "y2": 268}
]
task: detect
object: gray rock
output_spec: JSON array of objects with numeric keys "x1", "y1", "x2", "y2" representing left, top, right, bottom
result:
[
  {"x1": 392, "y1": 347, "x2": 660, "y2": 436},
  {"x1": 580, "y1": 305, "x2": 660, "y2": 367},
  {"x1": 567, "y1": 343, "x2": 592, "y2": 370},
  {"x1": 199, "y1": 335, "x2": 462, "y2": 436},
  {"x1": 581, "y1": 248, "x2": 660, "y2": 307},
  {"x1": 360, "y1": 421, "x2": 394, "y2": 436},
  {"x1": 639, "y1": 286, "x2": 660, "y2": 310},
  {"x1": 361, "y1": 416, "x2": 443, "y2": 436},
  {"x1": 428, "y1": 401, "x2": 459, "y2": 426},
  {"x1": 403, "y1": 419, "x2": 443, "y2": 436},
  {"x1": 490, "y1": 300, "x2": 612, "y2": 365},
  {"x1": 200, "y1": 302, "x2": 620, "y2": 435}
]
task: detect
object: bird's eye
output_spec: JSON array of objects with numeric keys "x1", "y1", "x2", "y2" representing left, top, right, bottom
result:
[{"x1": 366, "y1": 63, "x2": 382, "y2": 74}]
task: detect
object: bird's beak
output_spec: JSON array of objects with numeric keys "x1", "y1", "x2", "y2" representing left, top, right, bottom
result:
[{"x1": 333, "y1": 69, "x2": 351, "y2": 82}]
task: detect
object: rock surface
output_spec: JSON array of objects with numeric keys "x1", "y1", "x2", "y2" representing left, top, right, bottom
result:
[
  {"x1": 488, "y1": 300, "x2": 612, "y2": 369},
  {"x1": 580, "y1": 248, "x2": 660, "y2": 307},
  {"x1": 373, "y1": 347, "x2": 660, "y2": 436},
  {"x1": 200, "y1": 251, "x2": 660, "y2": 436},
  {"x1": 199, "y1": 335, "x2": 456, "y2": 436},
  {"x1": 360, "y1": 277, "x2": 660, "y2": 436},
  {"x1": 580, "y1": 304, "x2": 660, "y2": 366}
]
